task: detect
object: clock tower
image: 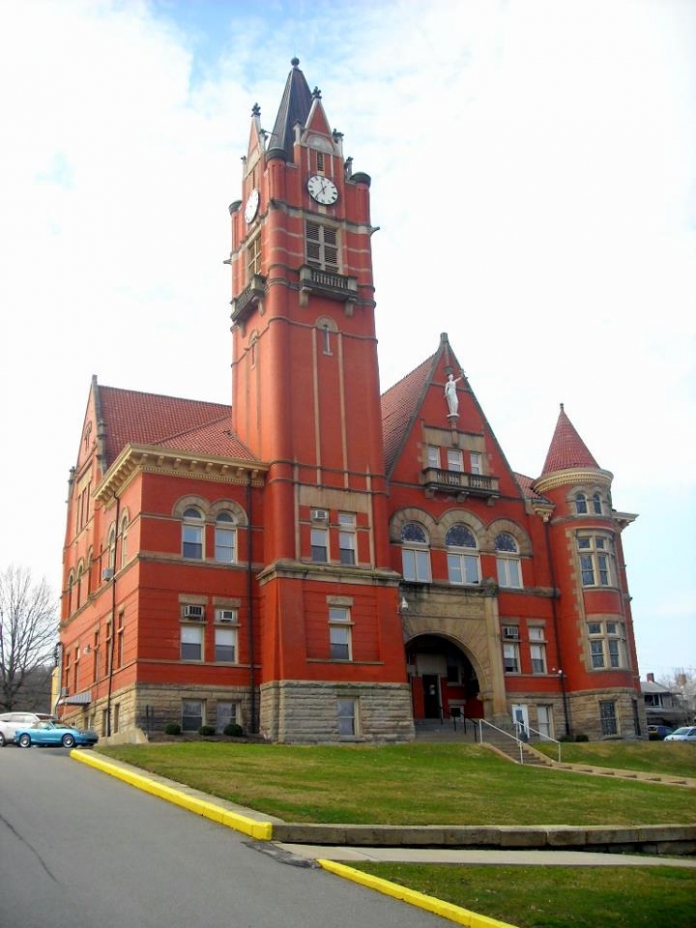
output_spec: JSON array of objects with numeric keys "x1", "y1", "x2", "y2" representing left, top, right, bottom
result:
[{"x1": 228, "y1": 59, "x2": 412, "y2": 742}]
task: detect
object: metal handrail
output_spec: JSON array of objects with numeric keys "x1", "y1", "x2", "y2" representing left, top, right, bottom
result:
[{"x1": 476, "y1": 718, "x2": 562, "y2": 764}]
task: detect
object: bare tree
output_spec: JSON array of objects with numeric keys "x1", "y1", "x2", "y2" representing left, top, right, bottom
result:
[{"x1": 0, "y1": 566, "x2": 58, "y2": 711}]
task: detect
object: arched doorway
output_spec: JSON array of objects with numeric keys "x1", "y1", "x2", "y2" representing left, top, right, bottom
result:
[{"x1": 406, "y1": 634, "x2": 483, "y2": 722}]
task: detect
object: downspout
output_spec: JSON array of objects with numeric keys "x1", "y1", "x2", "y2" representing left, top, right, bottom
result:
[
  {"x1": 105, "y1": 492, "x2": 120, "y2": 737},
  {"x1": 544, "y1": 516, "x2": 571, "y2": 736},
  {"x1": 247, "y1": 473, "x2": 256, "y2": 733}
]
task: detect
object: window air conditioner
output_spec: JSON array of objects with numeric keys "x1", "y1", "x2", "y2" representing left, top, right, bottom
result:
[
  {"x1": 503, "y1": 626, "x2": 519, "y2": 640},
  {"x1": 217, "y1": 610, "x2": 236, "y2": 623},
  {"x1": 183, "y1": 605, "x2": 205, "y2": 620},
  {"x1": 311, "y1": 509, "x2": 329, "y2": 522},
  {"x1": 102, "y1": 567, "x2": 115, "y2": 581}
]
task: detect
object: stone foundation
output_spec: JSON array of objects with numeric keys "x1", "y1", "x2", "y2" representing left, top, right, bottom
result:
[{"x1": 260, "y1": 680, "x2": 415, "y2": 744}]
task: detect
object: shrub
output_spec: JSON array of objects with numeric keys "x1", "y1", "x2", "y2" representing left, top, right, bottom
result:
[
  {"x1": 223, "y1": 722, "x2": 244, "y2": 737},
  {"x1": 575, "y1": 732, "x2": 589, "y2": 742},
  {"x1": 164, "y1": 722, "x2": 181, "y2": 736},
  {"x1": 199, "y1": 725, "x2": 216, "y2": 736}
]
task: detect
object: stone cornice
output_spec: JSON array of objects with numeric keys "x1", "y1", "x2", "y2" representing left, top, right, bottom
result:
[
  {"x1": 534, "y1": 467, "x2": 613, "y2": 495},
  {"x1": 256, "y1": 559, "x2": 401, "y2": 588},
  {"x1": 95, "y1": 444, "x2": 267, "y2": 504}
]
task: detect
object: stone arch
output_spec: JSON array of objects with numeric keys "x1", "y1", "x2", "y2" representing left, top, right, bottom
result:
[
  {"x1": 209, "y1": 498, "x2": 248, "y2": 526},
  {"x1": 436, "y1": 508, "x2": 486, "y2": 548},
  {"x1": 389, "y1": 507, "x2": 437, "y2": 544},
  {"x1": 172, "y1": 495, "x2": 210, "y2": 520},
  {"x1": 483, "y1": 518, "x2": 532, "y2": 556}
]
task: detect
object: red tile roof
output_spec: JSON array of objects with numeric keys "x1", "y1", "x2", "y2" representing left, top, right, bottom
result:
[
  {"x1": 513, "y1": 472, "x2": 550, "y2": 502},
  {"x1": 381, "y1": 354, "x2": 437, "y2": 474},
  {"x1": 541, "y1": 404, "x2": 598, "y2": 475},
  {"x1": 96, "y1": 385, "x2": 256, "y2": 465}
]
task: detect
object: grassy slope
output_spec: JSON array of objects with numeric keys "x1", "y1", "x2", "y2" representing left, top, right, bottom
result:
[{"x1": 98, "y1": 742, "x2": 696, "y2": 826}]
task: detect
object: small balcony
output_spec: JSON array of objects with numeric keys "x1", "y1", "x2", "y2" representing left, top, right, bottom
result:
[
  {"x1": 231, "y1": 274, "x2": 266, "y2": 325},
  {"x1": 420, "y1": 467, "x2": 499, "y2": 501},
  {"x1": 299, "y1": 265, "x2": 359, "y2": 313}
]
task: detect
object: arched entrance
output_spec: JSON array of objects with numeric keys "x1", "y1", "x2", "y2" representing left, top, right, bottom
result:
[{"x1": 406, "y1": 634, "x2": 483, "y2": 722}]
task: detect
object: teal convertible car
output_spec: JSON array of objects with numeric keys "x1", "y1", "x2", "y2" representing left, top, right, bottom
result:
[{"x1": 14, "y1": 720, "x2": 98, "y2": 749}]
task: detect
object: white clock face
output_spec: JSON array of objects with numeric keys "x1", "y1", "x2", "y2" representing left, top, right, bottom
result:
[
  {"x1": 244, "y1": 188, "x2": 259, "y2": 223},
  {"x1": 307, "y1": 174, "x2": 338, "y2": 205}
]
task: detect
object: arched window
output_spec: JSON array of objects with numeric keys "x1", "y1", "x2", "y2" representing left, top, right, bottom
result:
[
  {"x1": 107, "y1": 526, "x2": 117, "y2": 570},
  {"x1": 446, "y1": 524, "x2": 480, "y2": 585},
  {"x1": 592, "y1": 492, "x2": 603, "y2": 515},
  {"x1": 120, "y1": 515, "x2": 129, "y2": 568},
  {"x1": 215, "y1": 511, "x2": 236, "y2": 563},
  {"x1": 75, "y1": 562, "x2": 84, "y2": 609},
  {"x1": 575, "y1": 492, "x2": 588, "y2": 514},
  {"x1": 182, "y1": 507, "x2": 204, "y2": 560},
  {"x1": 495, "y1": 533, "x2": 522, "y2": 589},
  {"x1": 401, "y1": 522, "x2": 431, "y2": 583},
  {"x1": 67, "y1": 571, "x2": 75, "y2": 614}
]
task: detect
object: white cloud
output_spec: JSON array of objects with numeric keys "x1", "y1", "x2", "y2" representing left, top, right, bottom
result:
[{"x1": 0, "y1": 0, "x2": 693, "y2": 676}]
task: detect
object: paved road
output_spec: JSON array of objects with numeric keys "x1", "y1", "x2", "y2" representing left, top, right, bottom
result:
[{"x1": 0, "y1": 746, "x2": 450, "y2": 928}]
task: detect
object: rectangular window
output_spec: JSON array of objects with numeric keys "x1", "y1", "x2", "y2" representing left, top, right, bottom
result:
[
  {"x1": 503, "y1": 642, "x2": 520, "y2": 673},
  {"x1": 469, "y1": 452, "x2": 482, "y2": 474},
  {"x1": 447, "y1": 553, "x2": 480, "y2": 585},
  {"x1": 215, "y1": 528, "x2": 236, "y2": 563},
  {"x1": 247, "y1": 233, "x2": 262, "y2": 281},
  {"x1": 590, "y1": 639, "x2": 605, "y2": 669},
  {"x1": 329, "y1": 606, "x2": 352, "y2": 660},
  {"x1": 337, "y1": 698, "x2": 358, "y2": 737},
  {"x1": 216, "y1": 701, "x2": 239, "y2": 733},
  {"x1": 311, "y1": 527, "x2": 329, "y2": 562},
  {"x1": 182, "y1": 525, "x2": 203, "y2": 560},
  {"x1": 530, "y1": 643, "x2": 547, "y2": 674},
  {"x1": 497, "y1": 557, "x2": 522, "y2": 589},
  {"x1": 338, "y1": 512, "x2": 356, "y2": 565},
  {"x1": 402, "y1": 548, "x2": 431, "y2": 582},
  {"x1": 181, "y1": 625, "x2": 203, "y2": 661},
  {"x1": 182, "y1": 699, "x2": 204, "y2": 732},
  {"x1": 447, "y1": 449, "x2": 463, "y2": 472},
  {"x1": 215, "y1": 627, "x2": 237, "y2": 663},
  {"x1": 116, "y1": 611, "x2": 125, "y2": 669},
  {"x1": 537, "y1": 705, "x2": 553, "y2": 739},
  {"x1": 577, "y1": 534, "x2": 616, "y2": 588},
  {"x1": 306, "y1": 222, "x2": 339, "y2": 271},
  {"x1": 599, "y1": 700, "x2": 618, "y2": 737},
  {"x1": 427, "y1": 445, "x2": 440, "y2": 468}
]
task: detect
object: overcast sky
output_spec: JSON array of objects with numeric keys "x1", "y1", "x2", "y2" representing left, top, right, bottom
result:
[{"x1": 0, "y1": 0, "x2": 693, "y2": 679}]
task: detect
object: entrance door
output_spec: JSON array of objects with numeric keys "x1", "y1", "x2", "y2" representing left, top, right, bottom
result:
[
  {"x1": 423, "y1": 675, "x2": 441, "y2": 719},
  {"x1": 511, "y1": 704, "x2": 530, "y2": 740}
]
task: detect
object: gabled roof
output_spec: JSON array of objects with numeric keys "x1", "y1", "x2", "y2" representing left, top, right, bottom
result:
[
  {"x1": 513, "y1": 472, "x2": 551, "y2": 503},
  {"x1": 541, "y1": 404, "x2": 599, "y2": 476},
  {"x1": 381, "y1": 353, "x2": 437, "y2": 474},
  {"x1": 96, "y1": 384, "x2": 255, "y2": 466},
  {"x1": 267, "y1": 57, "x2": 314, "y2": 162}
]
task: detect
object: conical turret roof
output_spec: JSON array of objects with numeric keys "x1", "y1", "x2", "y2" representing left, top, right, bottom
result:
[
  {"x1": 541, "y1": 404, "x2": 599, "y2": 475},
  {"x1": 267, "y1": 57, "x2": 314, "y2": 162}
]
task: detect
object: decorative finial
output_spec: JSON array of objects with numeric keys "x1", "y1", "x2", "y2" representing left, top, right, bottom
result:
[
  {"x1": 251, "y1": 102, "x2": 261, "y2": 117},
  {"x1": 560, "y1": 402, "x2": 564, "y2": 411},
  {"x1": 312, "y1": 86, "x2": 322, "y2": 99},
  {"x1": 291, "y1": 57, "x2": 300, "y2": 68}
]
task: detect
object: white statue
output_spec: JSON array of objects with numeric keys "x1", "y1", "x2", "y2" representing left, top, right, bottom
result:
[{"x1": 444, "y1": 372, "x2": 463, "y2": 416}]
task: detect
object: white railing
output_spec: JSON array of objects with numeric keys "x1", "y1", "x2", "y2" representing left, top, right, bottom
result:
[{"x1": 476, "y1": 718, "x2": 562, "y2": 763}]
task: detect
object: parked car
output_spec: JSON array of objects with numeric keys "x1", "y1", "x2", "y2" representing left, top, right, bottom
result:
[
  {"x1": 648, "y1": 724, "x2": 674, "y2": 741},
  {"x1": 0, "y1": 712, "x2": 56, "y2": 747},
  {"x1": 663, "y1": 726, "x2": 696, "y2": 743},
  {"x1": 13, "y1": 721, "x2": 98, "y2": 749}
]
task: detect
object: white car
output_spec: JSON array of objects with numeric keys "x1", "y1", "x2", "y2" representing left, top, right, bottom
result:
[
  {"x1": 0, "y1": 712, "x2": 56, "y2": 747},
  {"x1": 663, "y1": 726, "x2": 696, "y2": 743}
]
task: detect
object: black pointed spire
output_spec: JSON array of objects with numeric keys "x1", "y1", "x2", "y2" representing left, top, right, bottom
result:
[{"x1": 267, "y1": 58, "x2": 314, "y2": 163}]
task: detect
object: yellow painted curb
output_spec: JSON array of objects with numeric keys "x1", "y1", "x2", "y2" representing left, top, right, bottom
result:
[
  {"x1": 317, "y1": 859, "x2": 518, "y2": 928},
  {"x1": 70, "y1": 749, "x2": 273, "y2": 841}
]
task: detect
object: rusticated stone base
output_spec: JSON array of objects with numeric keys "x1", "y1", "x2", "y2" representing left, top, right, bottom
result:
[{"x1": 260, "y1": 680, "x2": 416, "y2": 744}]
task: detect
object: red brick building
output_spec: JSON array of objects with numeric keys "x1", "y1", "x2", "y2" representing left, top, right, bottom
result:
[{"x1": 59, "y1": 60, "x2": 644, "y2": 743}]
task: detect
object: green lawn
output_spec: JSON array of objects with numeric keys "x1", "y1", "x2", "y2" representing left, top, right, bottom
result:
[
  {"x1": 350, "y1": 863, "x2": 696, "y2": 928},
  {"x1": 98, "y1": 741, "x2": 696, "y2": 826},
  {"x1": 536, "y1": 740, "x2": 696, "y2": 780}
]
